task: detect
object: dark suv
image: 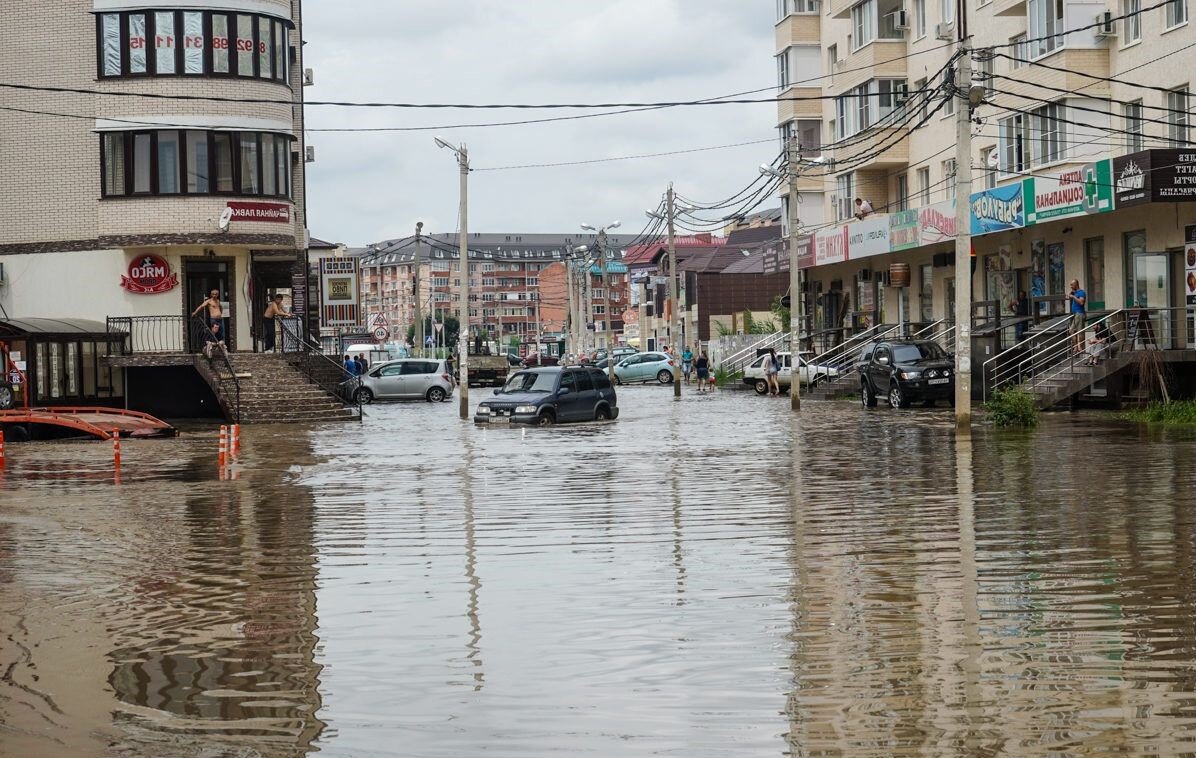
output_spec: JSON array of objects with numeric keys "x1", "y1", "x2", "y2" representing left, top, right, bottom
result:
[
  {"x1": 474, "y1": 366, "x2": 619, "y2": 425},
  {"x1": 859, "y1": 339, "x2": 955, "y2": 409}
]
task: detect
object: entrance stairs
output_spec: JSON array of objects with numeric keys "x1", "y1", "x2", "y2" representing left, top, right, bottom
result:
[{"x1": 222, "y1": 353, "x2": 357, "y2": 424}]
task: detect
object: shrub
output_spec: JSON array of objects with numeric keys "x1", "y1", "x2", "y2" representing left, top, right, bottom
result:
[
  {"x1": 1123, "y1": 400, "x2": 1196, "y2": 425},
  {"x1": 713, "y1": 365, "x2": 741, "y2": 387},
  {"x1": 985, "y1": 388, "x2": 1039, "y2": 428}
]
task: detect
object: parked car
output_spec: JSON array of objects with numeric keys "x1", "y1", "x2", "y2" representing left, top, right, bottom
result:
[
  {"x1": 353, "y1": 359, "x2": 455, "y2": 404},
  {"x1": 474, "y1": 366, "x2": 619, "y2": 425},
  {"x1": 612, "y1": 352, "x2": 676, "y2": 385},
  {"x1": 742, "y1": 351, "x2": 842, "y2": 395},
  {"x1": 506, "y1": 353, "x2": 524, "y2": 367},
  {"x1": 858, "y1": 339, "x2": 955, "y2": 409},
  {"x1": 520, "y1": 353, "x2": 560, "y2": 367},
  {"x1": 590, "y1": 347, "x2": 637, "y2": 363}
]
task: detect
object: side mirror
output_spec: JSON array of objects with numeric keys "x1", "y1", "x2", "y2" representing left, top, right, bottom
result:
[
  {"x1": 558, "y1": 386, "x2": 571, "y2": 396},
  {"x1": 492, "y1": 388, "x2": 500, "y2": 395}
]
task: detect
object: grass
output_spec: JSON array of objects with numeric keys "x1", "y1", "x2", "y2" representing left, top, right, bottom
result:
[
  {"x1": 713, "y1": 365, "x2": 742, "y2": 387},
  {"x1": 984, "y1": 388, "x2": 1039, "y2": 428},
  {"x1": 1122, "y1": 400, "x2": 1196, "y2": 425}
]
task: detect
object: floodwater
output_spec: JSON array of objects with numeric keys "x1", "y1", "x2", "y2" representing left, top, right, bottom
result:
[{"x1": 2, "y1": 387, "x2": 1196, "y2": 757}]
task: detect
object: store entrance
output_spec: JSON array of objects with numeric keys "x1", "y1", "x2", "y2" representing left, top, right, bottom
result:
[{"x1": 184, "y1": 259, "x2": 234, "y2": 351}]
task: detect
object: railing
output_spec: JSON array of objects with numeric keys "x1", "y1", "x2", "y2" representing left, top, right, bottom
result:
[
  {"x1": 189, "y1": 316, "x2": 241, "y2": 423},
  {"x1": 715, "y1": 331, "x2": 788, "y2": 375},
  {"x1": 805, "y1": 322, "x2": 903, "y2": 389},
  {"x1": 106, "y1": 315, "x2": 187, "y2": 353},
  {"x1": 278, "y1": 318, "x2": 362, "y2": 420}
]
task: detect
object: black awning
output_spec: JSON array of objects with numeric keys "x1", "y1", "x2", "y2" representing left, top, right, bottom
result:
[{"x1": 0, "y1": 318, "x2": 116, "y2": 338}]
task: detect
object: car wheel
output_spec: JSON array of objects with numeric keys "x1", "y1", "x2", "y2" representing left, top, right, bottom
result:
[
  {"x1": 595, "y1": 405, "x2": 611, "y2": 421},
  {"x1": 754, "y1": 379, "x2": 769, "y2": 395},
  {"x1": 427, "y1": 387, "x2": 446, "y2": 403},
  {"x1": 888, "y1": 383, "x2": 906, "y2": 409},
  {"x1": 613, "y1": 375, "x2": 622, "y2": 386},
  {"x1": 0, "y1": 385, "x2": 13, "y2": 410},
  {"x1": 861, "y1": 381, "x2": 877, "y2": 408},
  {"x1": 657, "y1": 370, "x2": 673, "y2": 384},
  {"x1": 354, "y1": 387, "x2": 374, "y2": 405},
  {"x1": 537, "y1": 411, "x2": 555, "y2": 426}
]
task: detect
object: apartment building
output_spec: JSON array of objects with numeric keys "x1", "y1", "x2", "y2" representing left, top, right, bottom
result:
[
  {"x1": 0, "y1": 1, "x2": 310, "y2": 352},
  {"x1": 776, "y1": 0, "x2": 1196, "y2": 347},
  {"x1": 357, "y1": 233, "x2": 637, "y2": 347}
]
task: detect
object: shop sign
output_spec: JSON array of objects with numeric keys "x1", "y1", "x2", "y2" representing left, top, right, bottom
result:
[
  {"x1": 970, "y1": 183, "x2": 1024, "y2": 236},
  {"x1": 1113, "y1": 149, "x2": 1196, "y2": 206},
  {"x1": 847, "y1": 215, "x2": 890, "y2": 259},
  {"x1": 1113, "y1": 151, "x2": 1151, "y2": 208},
  {"x1": 1023, "y1": 159, "x2": 1113, "y2": 225},
  {"x1": 1186, "y1": 225, "x2": 1196, "y2": 306},
  {"x1": 920, "y1": 199, "x2": 957, "y2": 244},
  {"x1": 120, "y1": 254, "x2": 178, "y2": 294},
  {"x1": 815, "y1": 226, "x2": 848, "y2": 265},
  {"x1": 227, "y1": 201, "x2": 291, "y2": 223},
  {"x1": 319, "y1": 257, "x2": 360, "y2": 327},
  {"x1": 797, "y1": 234, "x2": 815, "y2": 269},
  {"x1": 889, "y1": 209, "x2": 921, "y2": 251}
]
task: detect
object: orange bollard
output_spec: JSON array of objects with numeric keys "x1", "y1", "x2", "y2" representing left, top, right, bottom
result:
[
  {"x1": 0, "y1": 429, "x2": 6, "y2": 466},
  {"x1": 230, "y1": 424, "x2": 241, "y2": 457},
  {"x1": 218, "y1": 425, "x2": 228, "y2": 466},
  {"x1": 112, "y1": 429, "x2": 121, "y2": 468}
]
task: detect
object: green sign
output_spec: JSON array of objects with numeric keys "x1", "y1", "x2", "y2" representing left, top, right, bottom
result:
[{"x1": 1023, "y1": 159, "x2": 1114, "y2": 225}]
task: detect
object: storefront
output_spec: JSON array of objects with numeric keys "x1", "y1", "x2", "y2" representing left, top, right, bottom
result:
[{"x1": 0, "y1": 319, "x2": 128, "y2": 409}]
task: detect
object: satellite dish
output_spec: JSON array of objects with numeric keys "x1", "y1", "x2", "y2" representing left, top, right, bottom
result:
[
  {"x1": 218, "y1": 207, "x2": 233, "y2": 232},
  {"x1": 986, "y1": 150, "x2": 1000, "y2": 169}
]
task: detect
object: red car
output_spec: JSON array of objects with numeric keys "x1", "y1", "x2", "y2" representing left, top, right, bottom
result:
[{"x1": 520, "y1": 353, "x2": 560, "y2": 367}]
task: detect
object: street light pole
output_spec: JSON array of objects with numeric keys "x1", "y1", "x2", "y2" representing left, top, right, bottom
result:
[
  {"x1": 435, "y1": 136, "x2": 470, "y2": 419},
  {"x1": 667, "y1": 185, "x2": 681, "y2": 398},
  {"x1": 581, "y1": 222, "x2": 622, "y2": 382},
  {"x1": 414, "y1": 221, "x2": 424, "y2": 358},
  {"x1": 787, "y1": 136, "x2": 803, "y2": 412}
]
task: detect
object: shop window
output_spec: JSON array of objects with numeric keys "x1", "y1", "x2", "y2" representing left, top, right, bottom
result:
[
  {"x1": 101, "y1": 130, "x2": 291, "y2": 199},
  {"x1": 128, "y1": 14, "x2": 147, "y2": 74},
  {"x1": 236, "y1": 15, "x2": 255, "y2": 76}
]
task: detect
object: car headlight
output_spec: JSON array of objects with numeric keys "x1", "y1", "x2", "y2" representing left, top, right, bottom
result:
[
  {"x1": 515, "y1": 405, "x2": 537, "y2": 414},
  {"x1": 477, "y1": 406, "x2": 491, "y2": 415},
  {"x1": 900, "y1": 371, "x2": 922, "y2": 380}
]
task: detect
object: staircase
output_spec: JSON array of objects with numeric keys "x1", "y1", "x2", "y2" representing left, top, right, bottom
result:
[
  {"x1": 1021, "y1": 352, "x2": 1135, "y2": 408},
  {"x1": 221, "y1": 353, "x2": 358, "y2": 424}
]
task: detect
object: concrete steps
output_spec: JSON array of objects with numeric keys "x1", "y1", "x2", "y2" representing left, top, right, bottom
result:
[{"x1": 210, "y1": 353, "x2": 357, "y2": 424}]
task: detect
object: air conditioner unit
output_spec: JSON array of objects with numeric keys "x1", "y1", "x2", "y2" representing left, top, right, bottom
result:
[
  {"x1": 303, "y1": 68, "x2": 315, "y2": 86},
  {"x1": 305, "y1": 145, "x2": 316, "y2": 163},
  {"x1": 935, "y1": 21, "x2": 954, "y2": 41},
  {"x1": 892, "y1": 9, "x2": 910, "y2": 29},
  {"x1": 1094, "y1": 11, "x2": 1116, "y2": 36}
]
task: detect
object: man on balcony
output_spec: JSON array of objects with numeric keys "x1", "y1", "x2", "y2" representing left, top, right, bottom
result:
[{"x1": 854, "y1": 198, "x2": 874, "y2": 220}]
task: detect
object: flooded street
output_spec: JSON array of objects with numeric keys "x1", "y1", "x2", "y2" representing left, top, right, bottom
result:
[{"x1": 3, "y1": 387, "x2": 1196, "y2": 756}]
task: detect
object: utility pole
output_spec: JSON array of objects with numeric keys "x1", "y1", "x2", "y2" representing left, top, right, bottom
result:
[
  {"x1": 414, "y1": 221, "x2": 424, "y2": 358},
  {"x1": 565, "y1": 255, "x2": 575, "y2": 359},
  {"x1": 787, "y1": 136, "x2": 803, "y2": 412},
  {"x1": 667, "y1": 184, "x2": 681, "y2": 398},
  {"x1": 953, "y1": 36, "x2": 973, "y2": 426},
  {"x1": 584, "y1": 258, "x2": 594, "y2": 358},
  {"x1": 598, "y1": 229, "x2": 616, "y2": 384}
]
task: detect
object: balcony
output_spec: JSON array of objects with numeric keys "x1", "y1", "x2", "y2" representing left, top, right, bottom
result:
[
  {"x1": 775, "y1": 13, "x2": 821, "y2": 47},
  {"x1": 777, "y1": 86, "x2": 824, "y2": 121},
  {"x1": 831, "y1": 127, "x2": 910, "y2": 170},
  {"x1": 992, "y1": 0, "x2": 1026, "y2": 16},
  {"x1": 834, "y1": 39, "x2": 908, "y2": 92},
  {"x1": 995, "y1": 47, "x2": 1110, "y2": 103}
]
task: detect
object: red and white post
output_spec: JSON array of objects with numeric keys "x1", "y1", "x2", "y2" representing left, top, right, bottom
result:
[
  {"x1": 0, "y1": 430, "x2": 6, "y2": 466},
  {"x1": 112, "y1": 429, "x2": 121, "y2": 468}
]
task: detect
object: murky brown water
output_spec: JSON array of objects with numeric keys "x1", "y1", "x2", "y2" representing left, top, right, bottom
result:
[{"x1": 2, "y1": 387, "x2": 1196, "y2": 756}]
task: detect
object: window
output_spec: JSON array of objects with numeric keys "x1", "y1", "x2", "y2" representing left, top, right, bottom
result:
[
  {"x1": 914, "y1": 0, "x2": 927, "y2": 36},
  {"x1": 1010, "y1": 34, "x2": 1028, "y2": 67},
  {"x1": 852, "y1": 1, "x2": 876, "y2": 49},
  {"x1": 1125, "y1": 101, "x2": 1144, "y2": 151},
  {"x1": 917, "y1": 167, "x2": 930, "y2": 205},
  {"x1": 942, "y1": 0, "x2": 955, "y2": 23},
  {"x1": 976, "y1": 54, "x2": 994, "y2": 99},
  {"x1": 836, "y1": 173, "x2": 855, "y2": 220},
  {"x1": 1027, "y1": 0, "x2": 1064, "y2": 58},
  {"x1": 1031, "y1": 102, "x2": 1066, "y2": 163},
  {"x1": 999, "y1": 113, "x2": 1027, "y2": 173},
  {"x1": 100, "y1": 130, "x2": 291, "y2": 198},
  {"x1": 797, "y1": 120, "x2": 822, "y2": 151},
  {"x1": 1168, "y1": 0, "x2": 1189, "y2": 26},
  {"x1": 778, "y1": 0, "x2": 790, "y2": 17},
  {"x1": 97, "y1": 10, "x2": 292, "y2": 81},
  {"x1": 1085, "y1": 237, "x2": 1106, "y2": 310},
  {"x1": 779, "y1": 120, "x2": 794, "y2": 150},
  {"x1": 777, "y1": 52, "x2": 789, "y2": 88},
  {"x1": 1123, "y1": 0, "x2": 1142, "y2": 41},
  {"x1": 827, "y1": 44, "x2": 838, "y2": 72},
  {"x1": 838, "y1": 78, "x2": 908, "y2": 137},
  {"x1": 942, "y1": 159, "x2": 957, "y2": 198},
  {"x1": 915, "y1": 77, "x2": 929, "y2": 120},
  {"x1": 982, "y1": 147, "x2": 997, "y2": 188},
  {"x1": 1169, "y1": 88, "x2": 1189, "y2": 145},
  {"x1": 896, "y1": 174, "x2": 909, "y2": 210}
]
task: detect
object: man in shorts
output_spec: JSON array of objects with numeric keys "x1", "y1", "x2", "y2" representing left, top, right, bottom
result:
[{"x1": 1067, "y1": 279, "x2": 1086, "y2": 353}]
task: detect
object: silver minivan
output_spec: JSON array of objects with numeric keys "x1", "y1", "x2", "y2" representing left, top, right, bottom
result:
[{"x1": 354, "y1": 359, "x2": 455, "y2": 403}]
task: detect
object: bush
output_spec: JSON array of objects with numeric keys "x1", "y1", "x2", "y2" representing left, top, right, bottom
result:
[
  {"x1": 985, "y1": 388, "x2": 1039, "y2": 428},
  {"x1": 1123, "y1": 400, "x2": 1196, "y2": 425},
  {"x1": 713, "y1": 365, "x2": 741, "y2": 387}
]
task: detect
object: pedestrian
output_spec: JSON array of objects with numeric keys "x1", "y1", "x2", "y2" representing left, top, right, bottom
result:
[
  {"x1": 202, "y1": 323, "x2": 226, "y2": 359},
  {"x1": 344, "y1": 354, "x2": 357, "y2": 377},
  {"x1": 764, "y1": 347, "x2": 782, "y2": 396},
  {"x1": 191, "y1": 288, "x2": 224, "y2": 335},
  {"x1": 682, "y1": 345, "x2": 694, "y2": 384},
  {"x1": 355, "y1": 355, "x2": 367, "y2": 376},
  {"x1": 695, "y1": 351, "x2": 710, "y2": 393},
  {"x1": 854, "y1": 197, "x2": 873, "y2": 220},
  {"x1": 1010, "y1": 290, "x2": 1029, "y2": 342},
  {"x1": 1083, "y1": 320, "x2": 1113, "y2": 365},
  {"x1": 262, "y1": 294, "x2": 285, "y2": 352},
  {"x1": 1067, "y1": 279, "x2": 1087, "y2": 353}
]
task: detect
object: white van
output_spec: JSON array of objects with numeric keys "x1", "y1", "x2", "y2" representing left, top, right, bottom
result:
[{"x1": 344, "y1": 344, "x2": 393, "y2": 370}]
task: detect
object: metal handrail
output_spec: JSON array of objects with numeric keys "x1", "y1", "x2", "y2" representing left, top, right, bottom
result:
[
  {"x1": 812, "y1": 322, "x2": 901, "y2": 371},
  {"x1": 718, "y1": 331, "x2": 788, "y2": 374},
  {"x1": 278, "y1": 318, "x2": 363, "y2": 419},
  {"x1": 106, "y1": 315, "x2": 188, "y2": 353},
  {"x1": 188, "y1": 316, "x2": 241, "y2": 423}
]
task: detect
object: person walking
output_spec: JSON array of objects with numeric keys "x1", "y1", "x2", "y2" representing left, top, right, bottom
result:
[
  {"x1": 343, "y1": 354, "x2": 357, "y2": 377},
  {"x1": 1067, "y1": 279, "x2": 1087, "y2": 353},
  {"x1": 191, "y1": 289, "x2": 224, "y2": 345},
  {"x1": 262, "y1": 294, "x2": 285, "y2": 352},
  {"x1": 765, "y1": 347, "x2": 782, "y2": 397},
  {"x1": 355, "y1": 355, "x2": 368, "y2": 376},
  {"x1": 694, "y1": 351, "x2": 710, "y2": 393},
  {"x1": 682, "y1": 346, "x2": 694, "y2": 384}
]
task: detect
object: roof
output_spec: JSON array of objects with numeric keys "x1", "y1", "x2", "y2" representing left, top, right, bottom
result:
[
  {"x1": 719, "y1": 254, "x2": 766, "y2": 274},
  {"x1": 0, "y1": 318, "x2": 116, "y2": 337},
  {"x1": 308, "y1": 237, "x2": 340, "y2": 249},
  {"x1": 725, "y1": 225, "x2": 783, "y2": 246},
  {"x1": 622, "y1": 234, "x2": 727, "y2": 266}
]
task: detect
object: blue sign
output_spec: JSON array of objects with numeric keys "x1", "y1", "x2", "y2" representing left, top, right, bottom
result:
[{"x1": 970, "y1": 183, "x2": 1025, "y2": 236}]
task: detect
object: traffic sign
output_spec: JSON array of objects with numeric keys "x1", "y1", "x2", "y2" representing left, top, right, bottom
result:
[
  {"x1": 368, "y1": 312, "x2": 388, "y2": 330},
  {"x1": 372, "y1": 326, "x2": 388, "y2": 341}
]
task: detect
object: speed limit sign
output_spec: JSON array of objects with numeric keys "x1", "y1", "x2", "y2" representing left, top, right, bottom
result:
[{"x1": 372, "y1": 327, "x2": 388, "y2": 341}]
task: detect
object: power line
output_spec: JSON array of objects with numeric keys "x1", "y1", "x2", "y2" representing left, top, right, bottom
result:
[{"x1": 472, "y1": 138, "x2": 776, "y2": 172}]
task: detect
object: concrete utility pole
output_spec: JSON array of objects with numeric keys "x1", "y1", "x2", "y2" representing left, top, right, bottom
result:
[
  {"x1": 953, "y1": 38, "x2": 973, "y2": 426},
  {"x1": 787, "y1": 136, "x2": 803, "y2": 412},
  {"x1": 667, "y1": 184, "x2": 681, "y2": 398},
  {"x1": 565, "y1": 254, "x2": 575, "y2": 359},
  {"x1": 414, "y1": 221, "x2": 424, "y2": 358},
  {"x1": 435, "y1": 136, "x2": 470, "y2": 419}
]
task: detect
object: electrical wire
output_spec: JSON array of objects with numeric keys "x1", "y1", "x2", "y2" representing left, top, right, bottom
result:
[{"x1": 472, "y1": 138, "x2": 777, "y2": 172}]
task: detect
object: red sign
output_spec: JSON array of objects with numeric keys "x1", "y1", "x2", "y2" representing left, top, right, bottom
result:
[
  {"x1": 227, "y1": 202, "x2": 291, "y2": 224},
  {"x1": 121, "y1": 254, "x2": 178, "y2": 294}
]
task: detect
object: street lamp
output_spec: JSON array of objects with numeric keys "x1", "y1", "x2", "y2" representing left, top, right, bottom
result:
[
  {"x1": 579, "y1": 222, "x2": 621, "y2": 383},
  {"x1": 435, "y1": 136, "x2": 471, "y2": 420}
]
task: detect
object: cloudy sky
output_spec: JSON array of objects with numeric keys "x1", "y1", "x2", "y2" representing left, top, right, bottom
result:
[{"x1": 302, "y1": 0, "x2": 779, "y2": 246}]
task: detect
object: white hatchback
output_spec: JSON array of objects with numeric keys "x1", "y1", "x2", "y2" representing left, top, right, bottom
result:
[
  {"x1": 354, "y1": 359, "x2": 455, "y2": 403},
  {"x1": 741, "y1": 351, "x2": 840, "y2": 395}
]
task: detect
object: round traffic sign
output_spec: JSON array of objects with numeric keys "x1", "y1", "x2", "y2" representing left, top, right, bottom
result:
[{"x1": 372, "y1": 327, "x2": 388, "y2": 341}]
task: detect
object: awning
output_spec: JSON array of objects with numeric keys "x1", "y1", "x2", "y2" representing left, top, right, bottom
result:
[{"x1": 0, "y1": 318, "x2": 115, "y2": 338}]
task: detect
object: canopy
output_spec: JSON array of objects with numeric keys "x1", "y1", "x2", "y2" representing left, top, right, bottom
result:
[{"x1": 0, "y1": 318, "x2": 114, "y2": 337}]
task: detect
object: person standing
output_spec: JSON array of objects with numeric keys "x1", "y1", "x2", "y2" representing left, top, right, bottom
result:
[
  {"x1": 695, "y1": 351, "x2": 710, "y2": 393},
  {"x1": 355, "y1": 355, "x2": 368, "y2": 376},
  {"x1": 262, "y1": 294, "x2": 285, "y2": 352},
  {"x1": 1067, "y1": 279, "x2": 1087, "y2": 353},
  {"x1": 343, "y1": 354, "x2": 357, "y2": 377},
  {"x1": 765, "y1": 347, "x2": 782, "y2": 397},
  {"x1": 682, "y1": 345, "x2": 694, "y2": 384},
  {"x1": 192, "y1": 289, "x2": 224, "y2": 342}
]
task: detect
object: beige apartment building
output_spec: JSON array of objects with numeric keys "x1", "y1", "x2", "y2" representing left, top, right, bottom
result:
[
  {"x1": 0, "y1": 0, "x2": 310, "y2": 353},
  {"x1": 776, "y1": 0, "x2": 1196, "y2": 351}
]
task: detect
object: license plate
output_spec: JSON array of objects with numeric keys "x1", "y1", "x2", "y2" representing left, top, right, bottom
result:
[
  {"x1": 929, "y1": 377, "x2": 950, "y2": 385},
  {"x1": 488, "y1": 416, "x2": 510, "y2": 423}
]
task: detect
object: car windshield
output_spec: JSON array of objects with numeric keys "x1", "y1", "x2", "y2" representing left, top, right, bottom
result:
[
  {"x1": 891, "y1": 343, "x2": 947, "y2": 363},
  {"x1": 500, "y1": 371, "x2": 557, "y2": 393}
]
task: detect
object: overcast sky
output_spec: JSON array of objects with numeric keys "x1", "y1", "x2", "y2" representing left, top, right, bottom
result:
[{"x1": 302, "y1": 0, "x2": 779, "y2": 246}]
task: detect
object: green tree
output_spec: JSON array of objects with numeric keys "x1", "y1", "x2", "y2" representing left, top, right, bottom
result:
[{"x1": 770, "y1": 296, "x2": 790, "y2": 331}]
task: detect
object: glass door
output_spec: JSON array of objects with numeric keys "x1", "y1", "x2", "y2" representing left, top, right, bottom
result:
[
  {"x1": 1131, "y1": 253, "x2": 1172, "y2": 348},
  {"x1": 185, "y1": 260, "x2": 233, "y2": 351}
]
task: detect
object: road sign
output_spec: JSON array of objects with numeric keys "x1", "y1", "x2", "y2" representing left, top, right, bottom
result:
[
  {"x1": 372, "y1": 327, "x2": 388, "y2": 341},
  {"x1": 368, "y1": 312, "x2": 388, "y2": 330}
]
